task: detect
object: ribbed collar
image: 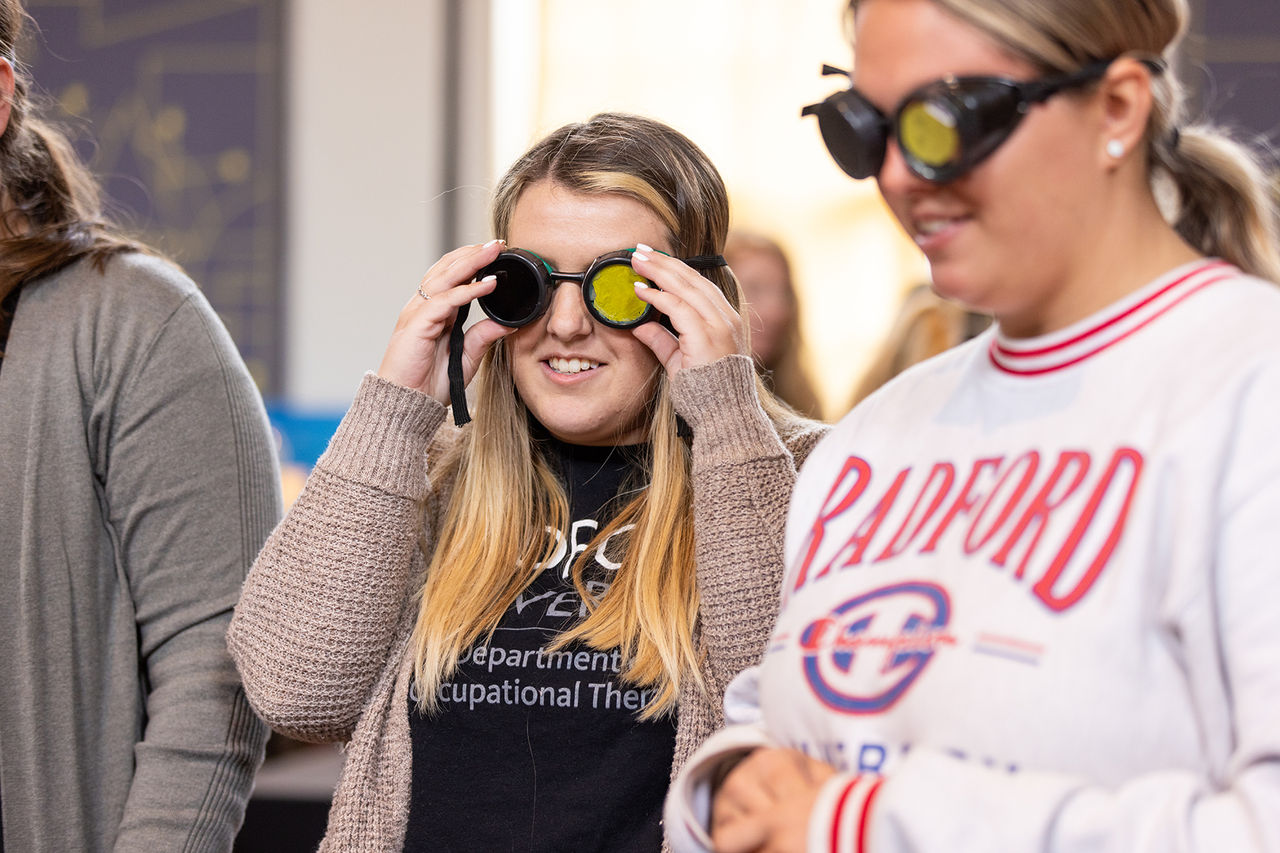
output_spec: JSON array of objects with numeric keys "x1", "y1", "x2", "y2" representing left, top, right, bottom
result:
[{"x1": 988, "y1": 259, "x2": 1236, "y2": 376}]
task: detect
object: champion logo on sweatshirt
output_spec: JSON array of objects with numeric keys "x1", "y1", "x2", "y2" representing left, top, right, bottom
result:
[{"x1": 798, "y1": 581, "x2": 956, "y2": 714}]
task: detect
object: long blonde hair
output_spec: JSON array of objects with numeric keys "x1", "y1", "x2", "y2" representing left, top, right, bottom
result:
[
  {"x1": 411, "y1": 113, "x2": 796, "y2": 718},
  {"x1": 846, "y1": 0, "x2": 1280, "y2": 283}
]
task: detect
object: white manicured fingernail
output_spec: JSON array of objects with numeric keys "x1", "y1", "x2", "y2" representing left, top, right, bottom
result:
[
  {"x1": 483, "y1": 238, "x2": 502, "y2": 247},
  {"x1": 633, "y1": 252, "x2": 650, "y2": 262},
  {"x1": 481, "y1": 274, "x2": 496, "y2": 282},
  {"x1": 636, "y1": 243, "x2": 653, "y2": 252}
]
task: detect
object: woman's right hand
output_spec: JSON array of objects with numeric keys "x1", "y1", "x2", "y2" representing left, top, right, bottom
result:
[
  {"x1": 710, "y1": 746, "x2": 833, "y2": 853},
  {"x1": 377, "y1": 239, "x2": 516, "y2": 404}
]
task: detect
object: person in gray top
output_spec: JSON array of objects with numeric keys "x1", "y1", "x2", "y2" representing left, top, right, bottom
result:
[{"x1": 0, "y1": 1, "x2": 282, "y2": 849}]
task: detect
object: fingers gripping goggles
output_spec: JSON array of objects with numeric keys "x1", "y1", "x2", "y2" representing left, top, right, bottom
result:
[
  {"x1": 801, "y1": 58, "x2": 1153, "y2": 183},
  {"x1": 476, "y1": 248, "x2": 727, "y2": 329}
]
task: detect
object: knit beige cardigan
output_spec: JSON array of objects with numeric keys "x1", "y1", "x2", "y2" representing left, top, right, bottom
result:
[{"x1": 228, "y1": 355, "x2": 828, "y2": 851}]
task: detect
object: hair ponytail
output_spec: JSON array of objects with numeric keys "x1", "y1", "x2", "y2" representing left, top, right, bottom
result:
[{"x1": 1148, "y1": 125, "x2": 1280, "y2": 282}]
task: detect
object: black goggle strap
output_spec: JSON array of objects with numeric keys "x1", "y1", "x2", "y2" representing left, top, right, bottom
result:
[
  {"x1": 587, "y1": 250, "x2": 727, "y2": 273},
  {"x1": 1014, "y1": 59, "x2": 1115, "y2": 106},
  {"x1": 1009, "y1": 56, "x2": 1164, "y2": 113},
  {"x1": 529, "y1": 250, "x2": 726, "y2": 284},
  {"x1": 449, "y1": 301, "x2": 471, "y2": 427},
  {"x1": 686, "y1": 252, "x2": 727, "y2": 268},
  {"x1": 682, "y1": 254, "x2": 728, "y2": 270},
  {"x1": 803, "y1": 56, "x2": 1156, "y2": 119}
]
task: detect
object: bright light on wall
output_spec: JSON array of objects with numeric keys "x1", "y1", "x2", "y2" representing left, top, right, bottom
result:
[{"x1": 489, "y1": 0, "x2": 929, "y2": 420}]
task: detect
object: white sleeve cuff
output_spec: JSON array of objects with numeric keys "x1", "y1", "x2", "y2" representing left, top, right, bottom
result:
[
  {"x1": 722, "y1": 665, "x2": 763, "y2": 727},
  {"x1": 807, "y1": 773, "x2": 885, "y2": 853},
  {"x1": 664, "y1": 723, "x2": 774, "y2": 852}
]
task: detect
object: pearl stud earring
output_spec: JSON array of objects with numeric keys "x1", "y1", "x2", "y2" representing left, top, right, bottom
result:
[{"x1": 1106, "y1": 139, "x2": 1125, "y2": 159}]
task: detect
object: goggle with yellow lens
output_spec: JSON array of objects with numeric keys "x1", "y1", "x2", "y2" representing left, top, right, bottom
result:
[
  {"x1": 477, "y1": 247, "x2": 727, "y2": 329},
  {"x1": 801, "y1": 59, "x2": 1136, "y2": 183}
]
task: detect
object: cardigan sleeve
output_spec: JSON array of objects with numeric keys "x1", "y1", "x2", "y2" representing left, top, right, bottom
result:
[
  {"x1": 97, "y1": 285, "x2": 282, "y2": 852},
  {"x1": 669, "y1": 355, "x2": 829, "y2": 762},
  {"x1": 227, "y1": 372, "x2": 452, "y2": 743}
]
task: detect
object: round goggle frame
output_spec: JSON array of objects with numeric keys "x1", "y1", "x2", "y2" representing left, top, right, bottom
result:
[{"x1": 477, "y1": 248, "x2": 726, "y2": 329}]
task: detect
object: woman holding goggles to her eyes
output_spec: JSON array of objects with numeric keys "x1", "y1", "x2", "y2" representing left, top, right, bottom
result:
[
  {"x1": 228, "y1": 112, "x2": 828, "y2": 851},
  {"x1": 666, "y1": 0, "x2": 1280, "y2": 851}
]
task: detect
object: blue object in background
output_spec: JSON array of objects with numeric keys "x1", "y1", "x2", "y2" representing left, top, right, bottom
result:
[{"x1": 265, "y1": 403, "x2": 343, "y2": 469}]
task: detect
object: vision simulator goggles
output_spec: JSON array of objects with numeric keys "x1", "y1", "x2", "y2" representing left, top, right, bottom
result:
[
  {"x1": 476, "y1": 247, "x2": 727, "y2": 329},
  {"x1": 801, "y1": 57, "x2": 1162, "y2": 184},
  {"x1": 444, "y1": 247, "x2": 727, "y2": 427}
]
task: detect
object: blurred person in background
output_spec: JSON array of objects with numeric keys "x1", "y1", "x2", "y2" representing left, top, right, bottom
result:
[
  {"x1": 844, "y1": 282, "x2": 990, "y2": 412},
  {"x1": 228, "y1": 113, "x2": 828, "y2": 852},
  {"x1": 667, "y1": 0, "x2": 1280, "y2": 849},
  {"x1": 0, "y1": 0, "x2": 281, "y2": 850},
  {"x1": 723, "y1": 230, "x2": 825, "y2": 420}
]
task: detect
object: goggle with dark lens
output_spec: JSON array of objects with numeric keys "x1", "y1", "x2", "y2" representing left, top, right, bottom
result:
[
  {"x1": 801, "y1": 59, "x2": 1141, "y2": 183},
  {"x1": 476, "y1": 248, "x2": 727, "y2": 329}
]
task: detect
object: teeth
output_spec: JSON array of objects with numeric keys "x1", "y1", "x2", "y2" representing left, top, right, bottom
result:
[
  {"x1": 915, "y1": 218, "x2": 959, "y2": 240},
  {"x1": 548, "y1": 357, "x2": 599, "y2": 374}
]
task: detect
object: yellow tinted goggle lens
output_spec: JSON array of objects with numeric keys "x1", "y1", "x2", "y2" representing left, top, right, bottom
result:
[
  {"x1": 589, "y1": 263, "x2": 649, "y2": 323},
  {"x1": 900, "y1": 100, "x2": 960, "y2": 167}
]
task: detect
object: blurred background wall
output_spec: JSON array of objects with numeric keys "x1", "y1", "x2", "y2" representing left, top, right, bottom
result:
[
  {"x1": 26, "y1": 0, "x2": 1278, "y2": 435},
  {"x1": 18, "y1": 0, "x2": 1277, "y2": 846}
]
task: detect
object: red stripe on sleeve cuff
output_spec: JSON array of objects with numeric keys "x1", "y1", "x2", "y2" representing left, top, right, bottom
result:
[
  {"x1": 856, "y1": 778, "x2": 885, "y2": 853},
  {"x1": 811, "y1": 773, "x2": 886, "y2": 853}
]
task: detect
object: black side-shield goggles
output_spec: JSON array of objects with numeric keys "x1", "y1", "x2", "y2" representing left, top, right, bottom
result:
[
  {"x1": 801, "y1": 58, "x2": 1152, "y2": 183},
  {"x1": 445, "y1": 247, "x2": 727, "y2": 427},
  {"x1": 476, "y1": 247, "x2": 727, "y2": 329}
]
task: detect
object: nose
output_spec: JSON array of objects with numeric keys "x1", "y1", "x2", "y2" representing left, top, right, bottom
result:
[
  {"x1": 544, "y1": 281, "x2": 593, "y2": 340},
  {"x1": 876, "y1": 139, "x2": 927, "y2": 197}
]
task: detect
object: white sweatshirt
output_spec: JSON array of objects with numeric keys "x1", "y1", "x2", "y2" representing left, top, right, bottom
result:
[{"x1": 666, "y1": 260, "x2": 1280, "y2": 852}]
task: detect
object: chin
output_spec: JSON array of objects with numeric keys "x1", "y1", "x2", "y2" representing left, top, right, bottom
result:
[
  {"x1": 929, "y1": 271, "x2": 987, "y2": 314},
  {"x1": 540, "y1": 415, "x2": 609, "y2": 444}
]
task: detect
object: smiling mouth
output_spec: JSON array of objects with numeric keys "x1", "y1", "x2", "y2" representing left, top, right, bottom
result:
[
  {"x1": 913, "y1": 216, "x2": 967, "y2": 244},
  {"x1": 547, "y1": 357, "x2": 600, "y2": 375}
]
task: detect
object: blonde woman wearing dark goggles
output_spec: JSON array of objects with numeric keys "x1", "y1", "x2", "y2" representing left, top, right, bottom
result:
[
  {"x1": 229, "y1": 112, "x2": 828, "y2": 852},
  {"x1": 667, "y1": 0, "x2": 1280, "y2": 850}
]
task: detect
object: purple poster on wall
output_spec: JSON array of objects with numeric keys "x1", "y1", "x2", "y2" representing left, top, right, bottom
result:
[
  {"x1": 1198, "y1": 0, "x2": 1280, "y2": 148},
  {"x1": 26, "y1": 0, "x2": 284, "y2": 394}
]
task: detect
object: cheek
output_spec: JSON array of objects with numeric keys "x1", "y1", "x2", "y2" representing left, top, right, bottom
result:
[
  {"x1": 505, "y1": 328, "x2": 544, "y2": 394},
  {"x1": 984, "y1": 117, "x2": 1093, "y2": 230},
  {"x1": 623, "y1": 342, "x2": 661, "y2": 385},
  {"x1": 617, "y1": 339, "x2": 662, "y2": 396},
  {"x1": 507, "y1": 323, "x2": 541, "y2": 356},
  {"x1": 977, "y1": 167, "x2": 1071, "y2": 255}
]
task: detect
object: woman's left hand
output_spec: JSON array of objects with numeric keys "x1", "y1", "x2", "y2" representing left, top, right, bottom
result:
[
  {"x1": 629, "y1": 245, "x2": 750, "y2": 374},
  {"x1": 710, "y1": 747, "x2": 834, "y2": 853}
]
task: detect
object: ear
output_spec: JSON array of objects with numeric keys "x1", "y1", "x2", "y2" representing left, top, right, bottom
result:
[
  {"x1": 1095, "y1": 56, "x2": 1156, "y2": 170},
  {"x1": 0, "y1": 58, "x2": 14, "y2": 137}
]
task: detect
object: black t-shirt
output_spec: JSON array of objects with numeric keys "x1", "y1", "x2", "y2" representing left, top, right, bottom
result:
[{"x1": 404, "y1": 438, "x2": 676, "y2": 852}]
